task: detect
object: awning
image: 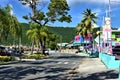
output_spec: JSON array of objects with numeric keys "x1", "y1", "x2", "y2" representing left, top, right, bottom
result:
[{"x1": 73, "y1": 41, "x2": 91, "y2": 46}]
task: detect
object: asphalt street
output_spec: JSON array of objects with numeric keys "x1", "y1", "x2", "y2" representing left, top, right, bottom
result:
[
  {"x1": 0, "y1": 53, "x2": 82, "y2": 80},
  {"x1": 0, "y1": 52, "x2": 119, "y2": 80}
]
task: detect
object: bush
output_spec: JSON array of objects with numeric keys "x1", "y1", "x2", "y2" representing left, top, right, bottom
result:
[
  {"x1": 0, "y1": 56, "x2": 12, "y2": 62},
  {"x1": 22, "y1": 53, "x2": 46, "y2": 59}
]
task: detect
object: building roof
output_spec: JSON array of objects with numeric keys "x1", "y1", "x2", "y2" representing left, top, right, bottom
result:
[{"x1": 100, "y1": 30, "x2": 120, "y2": 33}]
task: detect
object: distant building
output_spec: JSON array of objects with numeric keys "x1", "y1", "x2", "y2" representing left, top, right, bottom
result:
[
  {"x1": 111, "y1": 30, "x2": 120, "y2": 46},
  {"x1": 99, "y1": 30, "x2": 120, "y2": 46},
  {"x1": 57, "y1": 43, "x2": 68, "y2": 47}
]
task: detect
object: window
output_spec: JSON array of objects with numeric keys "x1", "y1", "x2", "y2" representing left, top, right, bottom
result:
[{"x1": 115, "y1": 34, "x2": 120, "y2": 38}]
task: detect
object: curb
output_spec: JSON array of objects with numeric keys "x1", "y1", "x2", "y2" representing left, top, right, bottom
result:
[{"x1": 0, "y1": 60, "x2": 20, "y2": 65}]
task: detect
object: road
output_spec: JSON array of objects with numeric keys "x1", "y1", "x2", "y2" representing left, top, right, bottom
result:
[{"x1": 0, "y1": 53, "x2": 82, "y2": 80}]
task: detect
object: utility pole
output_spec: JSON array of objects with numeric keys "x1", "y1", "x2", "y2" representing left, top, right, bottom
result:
[
  {"x1": 108, "y1": 0, "x2": 111, "y2": 17},
  {"x1": 108, "y1": 0, "x2": 112, "y2": 55}
]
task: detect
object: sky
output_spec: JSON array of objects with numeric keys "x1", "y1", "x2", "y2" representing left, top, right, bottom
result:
[{"x1": 0, "y1": 0, "x2": 120, "y2": 28}]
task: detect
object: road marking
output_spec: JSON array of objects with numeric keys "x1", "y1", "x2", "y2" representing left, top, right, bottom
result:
[
  {"x1": 57, "y1": 61, "x2": 76, "y2": 65},
  {"x1": 64, "y1": 62, "x2": 69, "y2": 64},
  {"x1": 72, "y1": 62, "x2": 76, "y2": 64},
  {"x1": 57, "y1": 62, "x2": 62, "y2": 64}
]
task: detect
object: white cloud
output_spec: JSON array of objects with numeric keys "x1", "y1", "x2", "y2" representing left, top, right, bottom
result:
[
  {"x1": 9, "y1": 4, "x2": 13, "y2": 8},
  {"x1": 67, "y1": 0, "x2": 120, "y2": 5},
  {"x1": 93, "y1": 24, "x2": 99, "y2": 28},
  {"x1": 10, "y1": 10, "x2": 13, "y2": 15},
  {"x1": 8, "y1": 4, "x2": 14, "y2": 15},
  {"x1": 72, "y1": 14, "x2": 82, "y2": 19},
  {"x1": 93, "y1": 9, "x2": 102, "y2": 16}
]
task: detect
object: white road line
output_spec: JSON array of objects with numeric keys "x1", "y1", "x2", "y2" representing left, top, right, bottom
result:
[
  {"x1": 64, "y1": 62, "x2": 69, "y2": 64},
  {"x1": 72, "y1": 62, "x2": 76, "y2": 64},
  {"x1": 57, "y1": 62, "x2": 62, "y2": 64}
]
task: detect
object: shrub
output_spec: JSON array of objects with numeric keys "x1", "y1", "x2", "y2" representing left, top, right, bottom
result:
[
  {"x1": 22, "y1": 53, "x2": 46, "y2": 59},
  {"x1": 0, "y1": 56, "x2": 12, "y2": 62}
]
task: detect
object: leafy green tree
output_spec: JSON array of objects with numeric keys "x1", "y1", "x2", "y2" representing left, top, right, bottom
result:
[
  {"x1": 0, "y1": 5, "x2": 10, "y2": 42},
  {"x1": 19, "y1": 0, "x2": 72, "y2": 54},
  {"x1": 47, "y1": 33, "x2": 59, "y2": 50},
  {"x1": 26, "y1": 23, "x2": 39, "y2": 53},
  {"x1": 0, "y1": 5, "x2": 21, "y2": 46},
  {"x1": 5, "y1": 5, "x2": 21, "y2": 48}
]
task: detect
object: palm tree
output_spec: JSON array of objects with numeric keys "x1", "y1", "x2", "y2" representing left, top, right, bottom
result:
[
  {"x1": 76, "y1": 21, "x2": 85, "y2": 36},
  {"x1": 82, "y1": 9, "x2": 98, "y2": 37},
  {"x1": 40, "y1": 26, "x2": 48, "y2": 48},
  {"x1": 26, "y1": 23, "x2": 40, "y2": 53},
  {"x1": 12, "y1": 16, "x2": 22, "y2": 49},
  {"x1": 81, "y1": 9, "x2": 98, "y2": 53},
  {"x1": 0, "y1": 5, "x2": 10, "y2": 42},
  {"x1": 0, "y1": 5, "x2": 21, "y2": 46},
  {"x1": 26, "y1": 22, "x2": 49, "y2": 54},
  {"x1": 76, "y1": 9, "x2": 98, "y2": 51},
  {"x1": 5, "y1": 5, "x2": 21, "y2": 48}
]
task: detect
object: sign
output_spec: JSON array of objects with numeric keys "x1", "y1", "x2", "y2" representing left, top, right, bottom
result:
[
  {"x1": 103, "y1": 17, "x2": 111, "y2": 41},
  {"x1": 102, "y1": 17, "x2": 112, "y2": 54},
  {"x1": 105, "y1": 17, "x2": 111, "y2": 25},
  {"x1": 95, "y1": 36, "x2": 99, "y2": 44}
]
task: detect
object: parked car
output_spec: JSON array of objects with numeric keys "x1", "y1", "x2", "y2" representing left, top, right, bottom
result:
[
  {"x1": 7, "y1": 47, "x2": 24, "y2": 54},
  {"x1": 0, "y1": 46, "x2": 11, "y2": 56},
  {"x1": 16, "y1": 48, "x2": 24, "y2": 54},
  {"x1": 44, "y1": 49, "x2": 49, "y2": 55},
  {"x1": 7, "y1": 49, "x2": 16, "y2": 54},
  {"x1": 112, "y1": 45, "x2": 120, "y2": 60},
  {"x1": 112, "y1": 46, "x2": 120, "y2": 55}
]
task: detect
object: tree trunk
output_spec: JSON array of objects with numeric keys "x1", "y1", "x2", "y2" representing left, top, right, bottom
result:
[
  {"x1": 31, "y1": 40, "x2": 34, "y2": 54},
  {"x1": 39, "y1": 38, "x2": 47, "y2": 56}
]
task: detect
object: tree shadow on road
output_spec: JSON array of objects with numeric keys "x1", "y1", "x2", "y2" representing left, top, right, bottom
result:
[
  {"x1": 0, "y1": 65, "x2": 70, "y2": 80},
  {"x1": 0, "y1": 53, "x2": 90, "y2": 80},
  {"x1": 71, "y1": 70, "x2": 118, "y2": 80},
  {"x1": 49, "y1": 55, "x2": 86, "y2": 59}
]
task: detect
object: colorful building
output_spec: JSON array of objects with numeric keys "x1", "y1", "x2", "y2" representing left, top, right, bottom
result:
[
  {"x1": 112, "y1": 30, "x2": 120, "y2": 42},
  {"x1": 100, "y1": 30, "x2": 120, "y2": 46}
]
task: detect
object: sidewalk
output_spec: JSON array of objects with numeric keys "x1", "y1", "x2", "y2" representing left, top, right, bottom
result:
[{"x1": 70, "y1": 53, "x2": 119, "y2": 80}]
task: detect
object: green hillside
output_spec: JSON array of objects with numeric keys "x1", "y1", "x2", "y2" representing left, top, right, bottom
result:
[
  {"x1": 1, "y1": 23, "x2": 76, "y2": 45},
  {"x1": 21, "y1": 23, "x2": 31, "y2": 45},
  {"x1": 48, "y1": 27, "x2": 76, "y2": 43},
  {"x1": 21, "y1": 23, "x2": 76, "y2": 45},
  {"x1": 1, "y1": 23, "x2": 102, "y2": 46}
]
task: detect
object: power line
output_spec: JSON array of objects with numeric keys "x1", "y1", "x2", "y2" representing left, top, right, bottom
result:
[
  {"x1": 111, "y1": 1, "x2": 120, "y2": 3},
  {"x1": 111, "y1": 0, "x2": 120, "y2": 4}
]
